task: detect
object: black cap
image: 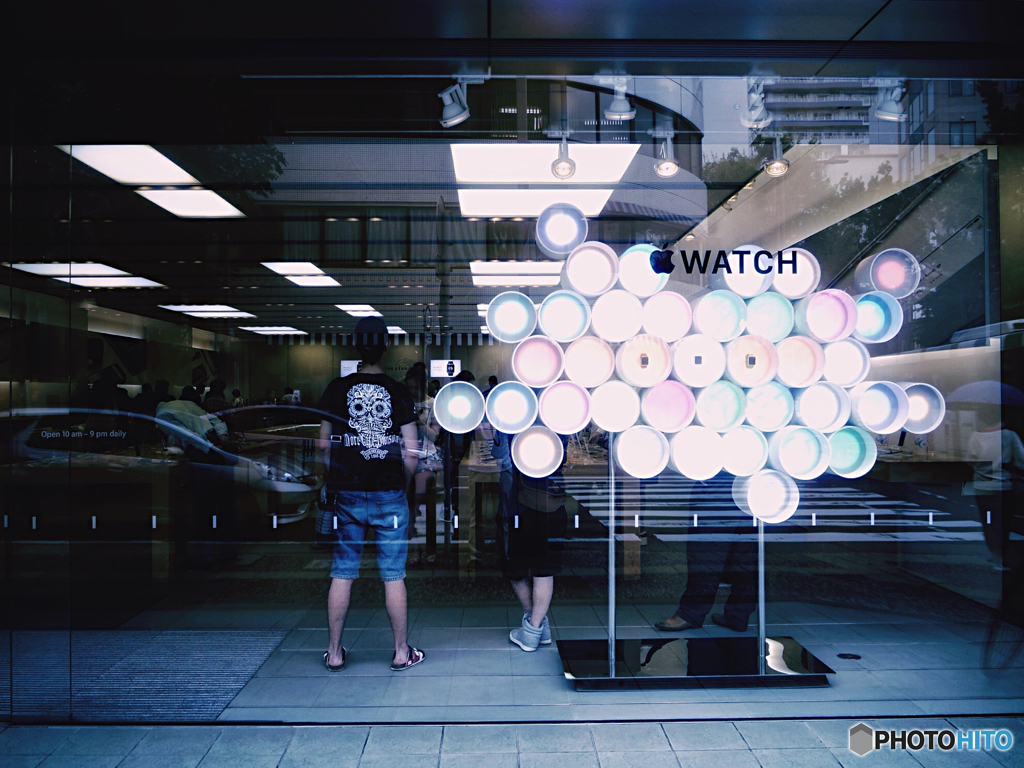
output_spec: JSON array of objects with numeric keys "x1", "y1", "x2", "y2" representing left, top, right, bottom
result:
[{"x1": 354, "y1": 316, "x2": 388, "y2": 343}]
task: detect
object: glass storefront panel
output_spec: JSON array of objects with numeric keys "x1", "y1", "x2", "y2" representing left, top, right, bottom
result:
[{"x1": 3, "y1": 72, "x2": 1023, "y2": 723}]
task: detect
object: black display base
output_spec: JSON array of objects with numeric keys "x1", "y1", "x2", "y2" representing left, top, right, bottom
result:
[{"x1": 558, "y1": 636, "x2": 834, "y2": 690}]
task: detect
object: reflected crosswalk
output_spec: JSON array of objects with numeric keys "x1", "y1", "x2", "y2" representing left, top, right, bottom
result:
[{"x1": 559, "y1": 475, "x2": 984, "y2": 543}]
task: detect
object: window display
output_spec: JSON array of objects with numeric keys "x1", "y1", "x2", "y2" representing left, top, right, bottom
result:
[{"x1": 3, "y1": 67, "x2": 1018, "y2": 724}]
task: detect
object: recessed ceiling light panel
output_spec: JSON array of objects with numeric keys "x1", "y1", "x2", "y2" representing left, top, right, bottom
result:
[
  {"x1": 55, "y1": 277, "x2": 165, "y2": 288},
  {"x1": 336, "y1": 304, "x2": 382, "y2": 316},
  {"x1": 472, "y1": 275, "x2": 562, "y2": 287},
  {"x1": 451, "y1": 144, "x2": 639, "y2": 185},
  {"x1": 58, "y1": 144, "x2": 198, "y2": 185},
  {"x1": 457, "y1": 189, "x2": 615, "y2": 218},
  {"x1": 10, "y1": 263, "x2": 128, "y2": 277},
  {"x1": 136, "y1": 189, "x2": 244, "y2": 218},
  {"x1": 263, "y1": 262, "x2": 323, "y2": 275},
  {"x1": 286, "y1": 275, "x2": 340, "y2": 287},
  {"x1": 470, "y1": 261, "x2": 563, "y2": 275},
  {"x1": 161, "y1": 304, "x2": 240, "y2": 313},
  {"x1": 184, "y1": 311, "x2": 257, "y2": 319},
  {"x1": 240, "y1": 326, "x2": 307, "y2": 335}
]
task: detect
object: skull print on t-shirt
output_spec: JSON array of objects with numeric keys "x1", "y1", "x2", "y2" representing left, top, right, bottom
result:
[
  {"x1": 347, "y1": 382, "x2": 394, "y2": 459},
  {"x1": 320, "y1": 371, "x2": 416, "y2": 492}
]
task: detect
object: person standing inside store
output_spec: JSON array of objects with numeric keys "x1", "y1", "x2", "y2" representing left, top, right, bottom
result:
[
  {"x1": 318, "y1": 317, "x2": 424, "y2": 671},
  {"x1": 404, "y1": 365, "x2": 440, "y2": 566},
  {"x1": 154, "y1": 379, "x2": 175, "y2": 404},
  {"x1": 501, "y1": 432, "x2": 569, "y2": 652},
  {"x1": 439, "y1": 369, "x2": 476, "y2": 523},
  {"x1": 203, "y1": 379, "x2": 231, "y2": 414}
]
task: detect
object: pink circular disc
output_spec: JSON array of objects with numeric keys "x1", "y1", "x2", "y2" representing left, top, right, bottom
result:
[
  {"x1": 512, "y1": 336, "x2": 565, "y2": 388},
  {"x1": 641, "y1": 380, "x2": 696, "y2": 433}
]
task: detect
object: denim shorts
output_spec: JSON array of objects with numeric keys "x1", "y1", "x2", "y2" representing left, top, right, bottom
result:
[{"x1": 331, "y1": 489, "x2": 409, "y2": 581}]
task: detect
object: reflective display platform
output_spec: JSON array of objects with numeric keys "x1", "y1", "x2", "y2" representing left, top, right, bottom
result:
[{"x1": 558, "y1": 636, "x2": 835, "y2": 690}]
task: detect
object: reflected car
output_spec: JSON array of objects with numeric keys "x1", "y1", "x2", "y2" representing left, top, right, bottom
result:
[
  {"x1": 215, "y1": 403, "x2": 329, "y2": 443},
  {"x1": 4, "y1": 408, "x2": 318, "y2": 526}
]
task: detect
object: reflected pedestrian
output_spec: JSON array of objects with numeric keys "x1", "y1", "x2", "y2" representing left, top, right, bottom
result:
[{"x1": 966, "y1": 404, "x2": 1024, "y2": 571}]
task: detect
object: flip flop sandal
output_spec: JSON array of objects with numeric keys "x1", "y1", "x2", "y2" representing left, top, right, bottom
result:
[
  {"x1": 390, "y1": 647, "x2": 425, "y2": 671},
  {"x1": 324, "y1": 648, "x2": 347, "y2": 672}
]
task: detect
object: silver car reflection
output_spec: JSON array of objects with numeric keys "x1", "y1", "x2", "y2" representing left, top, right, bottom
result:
[{"x1": 4, "y1": 408, "x2": 317, "y2": 527}]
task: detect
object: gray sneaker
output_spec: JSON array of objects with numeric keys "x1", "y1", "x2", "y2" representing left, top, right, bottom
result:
[
  {"x1": 510, "y1": 615, "x2": 544, "y2": 652},
  {"x1": 524, "y1": 612, "x2": 552, "y2": 645}
]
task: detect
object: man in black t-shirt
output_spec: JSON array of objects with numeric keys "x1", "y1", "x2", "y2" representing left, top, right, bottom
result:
[{"x1": 318, "y1": 317, "x2": 425, "y2": 672}]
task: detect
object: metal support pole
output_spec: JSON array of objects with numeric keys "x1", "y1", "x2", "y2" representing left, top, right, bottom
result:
[
  {"x1": 757, "y1": 519, "x2": 766, "y2": 676},
  {"x1": 607, "y1": 431, "x2": 616, "y2": 678}
]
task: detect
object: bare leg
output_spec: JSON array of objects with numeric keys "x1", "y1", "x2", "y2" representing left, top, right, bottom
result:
[
  {"x1": 384, "y1": 579, "x2": 411, "y2": 664},
  {"x1": 327, "y1": 577, "x2": 353, "y2": 666},
  {"x1": 529, "y1": 576, "x2": 554, "y2": 629},
  {"x1": 511, "y1": 578, "x2": 533, "y2": 614}
]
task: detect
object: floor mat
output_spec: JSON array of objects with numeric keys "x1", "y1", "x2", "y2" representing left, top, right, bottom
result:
[{"x1": 71, "y1": 630, "x2": 285, "y2": 721}]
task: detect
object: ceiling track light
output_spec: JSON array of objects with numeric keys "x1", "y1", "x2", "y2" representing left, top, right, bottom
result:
[
  {"x1": 438, "y1": 72, "x2": 490, "y2": 128},
  {"x1": 604, "y1": 80, "x2": 636, "y2": 121},
  {"x1": 648, "y1": 127, "x2": 679, "y2": 178},
  {"x1": 740, "y1": 81, "x2": 772, "y2": 130},
  {"x1": 602, "y1": 83, "x2": 634, "y2": 121},
  {"x1": 550, "y1": 134, "x2": 576, "y2": 180},
  {"x1": 764, "y1": 137, "x2": 790, "y2": 177},
  {"x1": 875, "y1": 86, "x2": 907, "y2": 122}
]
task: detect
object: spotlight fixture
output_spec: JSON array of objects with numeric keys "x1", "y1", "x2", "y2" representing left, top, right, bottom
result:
[
  {"x1": 648, "y1": 128, "x2": 679, "y2": 178},
  {"x1": 438, "y1": 73, "x2": 489, "y2": 128},
  {"x1": 438, "y1": 84, "x2": 470, "y2": 128},
  {"x1": 603, "y1": 80, "x2": 636, "y2": 121},
  {"x1": 740, "y1": 81, "x2": 772, "y2": 129},
  {"x1": 654, "y1": 139, "x2": 679, "y2": 177},
  {"x1": 875, "y1": 86, "x2": 907, "y2": 122},
  {"x1": 764, "y1": 137, "x2": 789, "y2": 177},
  {"x1": 551, "y1": 136, "x2": 576, "y2": 179}
]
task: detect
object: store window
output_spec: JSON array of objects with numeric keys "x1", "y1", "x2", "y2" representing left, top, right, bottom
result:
[{"x1": 3, "y1": 72, "x2": 1023, "y2": 725}]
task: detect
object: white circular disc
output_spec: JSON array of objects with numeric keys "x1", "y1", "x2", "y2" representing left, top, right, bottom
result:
[
  {"x1": 672, "y1": 334, "x2": 726, "y2": 388},
  {"x1": 722, "y1": 426, "x2": 769, "y2": 476},
  {"x1": 616, "y1": 334, "x2": 672, "y2": 388},
  {"x1": 616, "y1": 426, "x2": 670, "y2": 479},
  {"x1": 538, "y1": 381, "x2": 592, "y2": 435},
  {"x1": 618, "y1": 244, "x2": 669, "y2": 297},
  {"x1": 511, "y1": 426, "x2": 565, "y2": 478},
  {"x1": 590, "y1": 381, "x2": 641, "y2": 433},
  {"x1": 642, "y1": 291, "x2": 692, "y2": 343},
  {"x1": 564, "y1": 336, "x2": 615, "y2": 388},
  {"x1": 670, "y1": 426, "x2": 725, "y2": 480},
  {"x1": 591, "y1": 290, "x2": 644, "y2": 344}
]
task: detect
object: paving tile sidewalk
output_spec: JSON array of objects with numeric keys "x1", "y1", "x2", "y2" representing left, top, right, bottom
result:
[
  {"x1": 2, "y1": 717, "x2": 1023, "y2": 767},
  {"x1": 213, "y1": 603, "x2": 1024, "y2": 723}
]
